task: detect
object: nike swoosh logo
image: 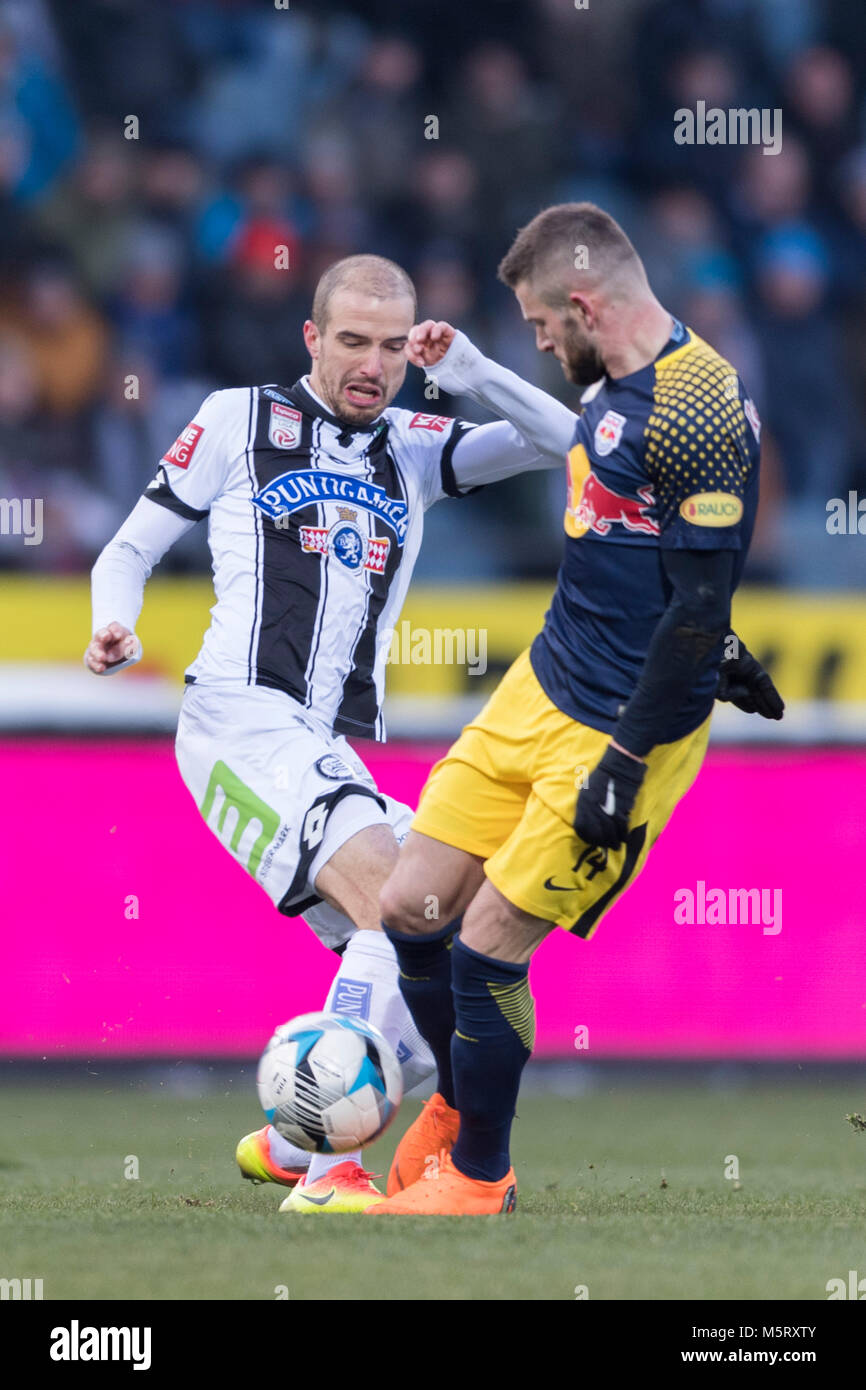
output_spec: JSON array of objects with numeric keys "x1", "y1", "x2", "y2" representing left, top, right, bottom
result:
[
  {"x1": 298, "y1": 1188, "x2": 335, "y2": 1207},
  {"x1": 543, "y1": 877, "x2": 573, "y2": 892},
  {"x1": 602, "y1": 779, "x2": 616, "y2": 817}
]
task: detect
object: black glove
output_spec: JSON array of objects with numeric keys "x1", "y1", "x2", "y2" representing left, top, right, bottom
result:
[
  {"x1": 575, "y1": 745, "x2": 646, "y2": 850},
  {"x1": 717, "y1": 644, "x2": 784, "y2": 719}
]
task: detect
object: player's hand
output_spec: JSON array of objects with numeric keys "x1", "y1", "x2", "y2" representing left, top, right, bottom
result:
[
  {"x1": 575, "y1": 744, "x2": 646, "y2": 850},
  {"x1": 84, "y1": 622, "x2": 142, "y2": 675},
  {"x1": 717, "y1": 647, "x2": 784, "y2": 719},
  {"x1": 406, "y1": 320, "x2": 457, "y2": 370}
]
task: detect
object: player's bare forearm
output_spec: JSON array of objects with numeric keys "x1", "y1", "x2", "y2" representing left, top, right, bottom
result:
[{"x1": 609, "y1": 738, "x2": 645, "y2": 762}]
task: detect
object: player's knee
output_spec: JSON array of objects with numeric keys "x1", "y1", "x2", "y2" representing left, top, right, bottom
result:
[{"x1": 379, "y1": 874, "x2": 429, "y2": 935}]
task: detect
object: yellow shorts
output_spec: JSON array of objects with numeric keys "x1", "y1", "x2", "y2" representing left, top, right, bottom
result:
[{"x1": 412, "y1": 649, "x2": 711, "y2": 937}]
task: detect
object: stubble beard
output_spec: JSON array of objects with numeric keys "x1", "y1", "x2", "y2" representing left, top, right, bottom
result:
[{"x1": 562, "y1": 318, "x2": 606, "y2": 387}]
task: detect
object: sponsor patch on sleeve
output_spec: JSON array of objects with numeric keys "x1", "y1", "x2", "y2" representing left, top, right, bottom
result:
[
  {"x1": 679, "y1": 492, "x2": 744, "y2": 527},
  {"x1": 743, "y1": 398, "x2": 761, "y2": 443},
  {"x1": 162, "y1": 422, "x2": 204, "y2": 469},
  {"x1": 408, "y1": 412, "x2": 451, "y2": 432},
  {"x1": 314, "y1": 753, "x2": 356, "y2": 780}
]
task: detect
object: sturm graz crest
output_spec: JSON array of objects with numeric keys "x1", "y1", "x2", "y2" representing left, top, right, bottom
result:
[
  {"x1": 299, "y1": 506, "x2": 390, "y2": 575},
  {"x1": 331, "y1": 521, "x2": 364, "y2": 570},
  {"x1": 315, "y1": 754, "x2": 355, "y2": 781}
]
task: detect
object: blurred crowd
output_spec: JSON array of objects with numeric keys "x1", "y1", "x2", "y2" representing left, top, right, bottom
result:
[{"x1": 0, "y1": 0, "x2": 864, "y2": 585}]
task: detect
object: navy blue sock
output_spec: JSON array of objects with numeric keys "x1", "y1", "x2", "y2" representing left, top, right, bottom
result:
[
  {"x1": 450, "y1": 935, "x2": 535, "y2": 1182},
  {"x1": 381, "y1": 917, "x2": 460, "y2": 1108}
]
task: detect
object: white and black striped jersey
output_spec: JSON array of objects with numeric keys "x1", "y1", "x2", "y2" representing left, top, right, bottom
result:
[{"x1": 113, "y1": 376, "x2": 557, "y2": 740}]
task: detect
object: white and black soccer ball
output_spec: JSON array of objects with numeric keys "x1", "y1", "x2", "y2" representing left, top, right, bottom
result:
[{"x1": 256, "y1": 1011, "x2": 403, "y2": 1153}]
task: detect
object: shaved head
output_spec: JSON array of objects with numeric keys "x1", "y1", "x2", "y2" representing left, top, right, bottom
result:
[{"x1": 312, "y1": 254, "x2": 417, "y2": 331}]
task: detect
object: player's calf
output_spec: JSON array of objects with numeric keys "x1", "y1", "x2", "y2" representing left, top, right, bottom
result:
[
  {"x1": 380, "y1": 833, "x2": 488, "y2": 1110},
  {"x1": 445, "y1": 881, "x2": 551, "y2": 1183}
]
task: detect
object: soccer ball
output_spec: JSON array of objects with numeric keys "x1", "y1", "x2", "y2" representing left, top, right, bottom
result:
[{"x1": 256, "y1": 1011, "x2": 403, "y2": 1153}]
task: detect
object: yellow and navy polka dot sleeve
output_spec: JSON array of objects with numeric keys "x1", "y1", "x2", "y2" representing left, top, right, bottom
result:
[{"x1": 644, "y1": 336, "x2": 757, "y2": 549}]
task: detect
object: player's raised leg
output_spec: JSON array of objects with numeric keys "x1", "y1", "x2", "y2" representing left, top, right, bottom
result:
[
  {"x1": 278, "y1": 821, "x2": 409, "y2": 1213},
  {"x1": 175, "y1": 686, "x2": 435, "y2": 1206},
  {"x1": 239, "y1": 815, "x2": 436, "y2": 1206}
]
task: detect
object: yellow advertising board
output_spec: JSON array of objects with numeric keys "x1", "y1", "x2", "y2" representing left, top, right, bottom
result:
[{"x1": 2, "y1": 576, "x2": 866, "y2": 702}]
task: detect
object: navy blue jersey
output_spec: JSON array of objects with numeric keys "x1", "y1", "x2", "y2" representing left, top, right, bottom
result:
[{"x1": 530, "y1": 321, "x2": 761, "y2": 742}]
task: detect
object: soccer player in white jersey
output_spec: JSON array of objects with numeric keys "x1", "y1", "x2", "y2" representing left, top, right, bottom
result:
[{"x1": 84, "y1": 254, "x2": 576, "y2": 1212}]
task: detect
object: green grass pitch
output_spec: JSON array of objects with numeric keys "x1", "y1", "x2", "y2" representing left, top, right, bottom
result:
[{"x1": 1, "y1": 1074, "x2": 864, "y2": 1301}]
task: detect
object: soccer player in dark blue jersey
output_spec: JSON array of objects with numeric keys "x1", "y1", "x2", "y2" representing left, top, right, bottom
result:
[{"x1": 371, "y1": 204, "x2": 783, "y2": 1215}]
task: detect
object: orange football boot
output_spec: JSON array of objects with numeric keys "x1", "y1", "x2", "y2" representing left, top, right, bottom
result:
[
  {"x1": 387, "y1": 1091, "x2": 461, "y2": 1196},
  {"x1": 371, "y1": 1150, "x2": 517, "y2": 1215}
]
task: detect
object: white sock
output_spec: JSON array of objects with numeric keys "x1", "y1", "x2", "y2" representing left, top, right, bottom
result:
[
  {"x1": 324, "y1": 929, "x2": 435, "y2": 1093},
  {"x1": 267, "y1": 1128, "x2": 311, "y2": 1172},
  {"x1": 306, "y1": 1148, "x2": 360, "y2": 1183},
  {"x1": 304, "y1": 930, "x2": 435, "y2": 1186}
]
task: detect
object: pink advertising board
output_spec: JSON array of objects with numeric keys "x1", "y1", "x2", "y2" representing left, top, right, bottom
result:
[{"x1": 1, "y1": 739, "x2": 864, "y2": 1057}]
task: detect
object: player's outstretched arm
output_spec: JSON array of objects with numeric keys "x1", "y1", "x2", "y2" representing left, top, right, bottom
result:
[
  {"x1": 85, "y1": 389, "x2": 242, "y2": 674},
  {"x1": 85, "y1": 497, "x2": 195, "y2": 676},
  {"x1": 410, "y1": 321, "x2": 577, "y2": 464}
]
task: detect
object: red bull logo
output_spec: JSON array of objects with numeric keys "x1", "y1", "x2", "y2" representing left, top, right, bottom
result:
[{"x1": 574, "y1": 471, "x2": 660, "y2": 537}]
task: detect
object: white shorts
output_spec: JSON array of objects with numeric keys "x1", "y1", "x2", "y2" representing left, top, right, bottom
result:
[{"x1": 175, "y1": 683, "x2": 412, "y2": 950}]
